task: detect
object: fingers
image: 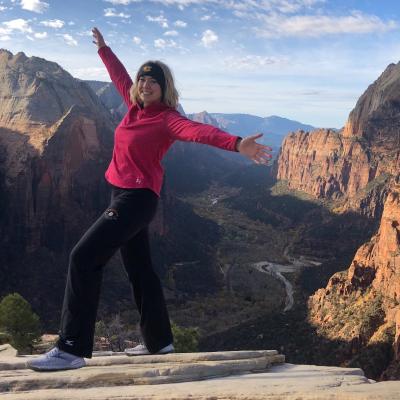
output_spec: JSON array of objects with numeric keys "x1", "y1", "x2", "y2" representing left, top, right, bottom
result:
[
  {"x1": 252, "y1": 156, "x2": 269, "y2": 165},
  {"x1": 255, "y1": 142, "x2": 272, "y2": 151},
  {"x1": 256, "y1": 145, "x2": 273, "y2": 157},
  {"x1": 253, "y1": 147, "x2": 273, "y2": 165},
  {"x1": 92, "y1": 27, "x2": 106, "y2": 48},
  {"x1": 254, "y1": 155, "x2": 271, "y2": 165},
  {"x1": 249, "y1": 132, "x2": 263, "y2": 140}
]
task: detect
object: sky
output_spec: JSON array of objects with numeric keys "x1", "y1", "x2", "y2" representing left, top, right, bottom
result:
[{"x1": 0, "y1": 0, "x2": 400, "y2": 128}]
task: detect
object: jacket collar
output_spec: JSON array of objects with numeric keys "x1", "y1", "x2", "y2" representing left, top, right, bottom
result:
[{"x1": 137, "y1": 101, "x2": 169, "y2": 114}]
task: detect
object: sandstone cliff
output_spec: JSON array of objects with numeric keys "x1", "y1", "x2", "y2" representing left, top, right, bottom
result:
[
  {"x1": 0, "y1": 49, "x2": 115, "y2": 253},
  {"x1": 277, "y1": 62, "x2": 400, "y2": 218},
  {"x1": 308, "y1": 179, "x2": 400, "y2": 378},
  {"x1": 0, "y1": 50, "x2": 122, "y2": 328}
]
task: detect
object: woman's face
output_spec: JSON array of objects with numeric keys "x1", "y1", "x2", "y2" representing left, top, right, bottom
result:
[{"x1": 138, "y1": 76, "x2": 162, "y2": 107}]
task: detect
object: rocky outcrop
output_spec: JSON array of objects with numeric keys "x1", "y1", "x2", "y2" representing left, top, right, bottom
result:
[
  {"x1": 308, "y1": 181, "x2": 400, "y2": 377},
  {"x1": 85, "y1": 80, "x2": 127, "y2": 120},
  {"x1": 276, "y1": 62, "x2": 400, "y2": 218},
  {"x1": 0, "y1": 50, "x2": 115, "y2": 255},
  {"x1": 2, "y1": 351, "x2": 400, "y2": 399},
  {"x1": 0, "y1": 50, "x2": 119, "y2": 327},
  {"x1": 343, "y1": 62, "x2": 400, "y2": 146},
  {"x1": 189, "y1": 110, "x2": 220, "y2": 127}
]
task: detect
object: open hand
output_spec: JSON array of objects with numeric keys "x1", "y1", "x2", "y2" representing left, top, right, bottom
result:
[
  {"x1": 92, "y1": 27, "x2": 106, "y2": 49},
  {"x1": 238, "y1": 133, "x2": 272, "y2": 165}
]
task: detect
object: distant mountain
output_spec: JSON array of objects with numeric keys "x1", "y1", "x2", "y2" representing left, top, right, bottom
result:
[
  {"x1": 188, "y1": 111, "x2": 315, "y2": 149},
  {"x1": 85, "y1": 80, "x2": 127, "y2": 120},
  {"x1": 211, "y1": 113, "x2": 315, "y2": 136}
]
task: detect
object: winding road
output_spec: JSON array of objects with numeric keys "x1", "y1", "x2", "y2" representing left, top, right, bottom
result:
[{"x1": 251, "y1": 258, "x2": 321, "y2": 312}]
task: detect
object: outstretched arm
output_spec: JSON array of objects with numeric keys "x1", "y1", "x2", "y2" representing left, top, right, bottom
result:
[
  {"x1": 92, "y1": 27, "x2": 133, "y2": 106},
  {"x1": 165, "y1": 110, "x2": 272, "y2": 165},
  {"x1": 165, "y1": 110, "x2": 241, "y2": 152}
]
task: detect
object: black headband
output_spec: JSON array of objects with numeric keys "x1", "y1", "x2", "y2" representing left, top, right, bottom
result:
[{"x1": 137, "y1": 62, "x2": 166, "y2": 97}]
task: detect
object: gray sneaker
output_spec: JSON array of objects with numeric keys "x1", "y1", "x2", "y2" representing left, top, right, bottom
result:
[
  {"x1": 26, "y1": 347, "x2": 86, "y2": 371},
  {"x1": 125, "y1": 343, "x2": 174, "y2": 356}
]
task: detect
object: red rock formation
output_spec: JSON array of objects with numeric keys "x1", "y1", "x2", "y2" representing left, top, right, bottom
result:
[
  {"x1": 277, "y1": 62, "x2": 400, "y2": 217},
  {"x1": 308, "y1": 180, "x2": 400, "y2": 372},
  {"x1": 0, "y1": 49, "x2": 116, "y2": 255}
]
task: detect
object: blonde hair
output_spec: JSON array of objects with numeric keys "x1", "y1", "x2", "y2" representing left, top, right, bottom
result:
[{"x1": 130, "y1": 60, "x2": 179, "y2": 109}]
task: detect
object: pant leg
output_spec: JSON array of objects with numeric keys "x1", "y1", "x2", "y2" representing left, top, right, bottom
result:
[
  {"x1": 120, "y1": 227, "x2": 173, "y2": 353},
  {"x1": 57, "y1": 187, "x2": 158, "y2": 358}
]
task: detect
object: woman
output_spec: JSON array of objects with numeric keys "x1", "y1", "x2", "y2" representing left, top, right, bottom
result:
[{"x1": 27, "y1": 27, "x2": 272, "y2": 371}]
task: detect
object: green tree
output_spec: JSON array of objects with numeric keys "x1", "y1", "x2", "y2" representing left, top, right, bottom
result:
[
  {"x1": 0, "y1": 293, "x2": 41, "y2": 353},
  {"x1": 171, "y1": 322, "x2": 199, "y2": 353}
]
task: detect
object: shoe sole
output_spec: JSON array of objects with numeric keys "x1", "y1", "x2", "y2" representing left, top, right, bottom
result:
[{"x1": 27, "y1": 362, "x2": 86, "y2": 371}]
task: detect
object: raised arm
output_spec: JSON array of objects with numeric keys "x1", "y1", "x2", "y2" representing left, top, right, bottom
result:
[
  {"x1": 165, "y1": 110, "x2": 241, "y2": 152},
  {"x1": 165, "y1": 110, "x2": 272, "y2": 164},
  {"x1": 92, "y1": 27, "x2": 133, "y2": 107}
]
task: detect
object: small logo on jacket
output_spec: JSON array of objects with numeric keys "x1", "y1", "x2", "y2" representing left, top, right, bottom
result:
[
  {"x1": 136, "y1": 177, "x2": 142, "y2": 184},
  {"x1": 65, "y1": 340, "x2": 74, "y2": 346}
]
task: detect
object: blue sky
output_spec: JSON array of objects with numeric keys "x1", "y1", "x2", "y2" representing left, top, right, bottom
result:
[{"x1": 0, "y1": 0, "x2": 400, "y2": 128}]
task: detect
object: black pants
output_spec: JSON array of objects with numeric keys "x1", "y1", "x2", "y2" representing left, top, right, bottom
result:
[{"x1": 56, "y1": 185, "x2": 173, "y2": 358}]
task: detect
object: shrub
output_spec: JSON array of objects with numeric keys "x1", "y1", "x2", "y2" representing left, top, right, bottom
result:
[
  {"x1": 171, "y1": 322, "x2": 199, "y2": 353},
  {"x1": 0, "y1": 293, "x2": 41, "y2": 353},
  {"x1": 94, "y1": 314, "x2": 135, "y2": 352}
]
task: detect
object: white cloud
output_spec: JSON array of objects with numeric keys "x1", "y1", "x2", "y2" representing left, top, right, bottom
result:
[
  {"x1": 0, "y1": 6, "x2": 8, "y2": 11},
  {"x1": 164, "y1": 30, "x2": 178, "y2": 36},
  {"x1": 150, "y1": 0, "x2": 216, "y2": 5},
  {"x1": 200, "y1": 15, "x2": 211, "y2": 21},
  {"x1": 104, "y1": 8, "x2": 130, "y2": 18},
  {"x1": 229, "y1": 0, "x2": 324, "y2": 15},
  {"x1": 132, "y1": 36, "x2": 141, "y2": 44},
  {"x1": 70, "y1": 67, "x2": 109, "y2": 80},
  {"x1": 0, "y1": 27, "x2": 11, "y2": 42},
  {"x1": 154, "y1": 38, "x2": 177, "y2": 49},
  {"x1": 0, "y1": 27, "x2": 10, "y2": 35},
  {"x1": 201, "y1": 29, "x2": 218, "y2": 47},
  {"x1": 76, "y1": 30, "x2": 92, "y2": 37},
  {"x1": 104, "y1": 0, "x2": 139, "y2": 4},
  {"x1": 20, "y1": 0, "x2": 49, "y2": 13},
  {"x1": 34, "y1": 31, "x2": 47, "y2": 39},
  {"x1": 148, "y1": 0, "x2": 323, "y2": 13},
  {"x1": 174, "y1": 20, "x2": 187, "y2": 27},
  {"x1": 147, "y1": 15, "x2": 168, "y2": 28},
  {"x1": 256, "y1": 11, "x2": 397, "y2": 37},
  {"x1": 224, "y1": 55, "x2": 288, "y2": 70},
  {"x1": 62, "y1": 33, "x2": 78, "y2": 46},
  {"x1": 68, "y1": 21, "x2": 75, "y2": 26},
  {"x1": 40, "y1": 19, "x2": 64, "y2": 28},
  {"x1": 3, "y1": 19, "x2": 32, "y2": 33}
]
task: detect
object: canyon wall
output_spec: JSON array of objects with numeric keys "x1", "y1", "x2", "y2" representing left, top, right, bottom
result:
[{"x1": 277, "y1": 62, "x2": 400, "y2": 218}]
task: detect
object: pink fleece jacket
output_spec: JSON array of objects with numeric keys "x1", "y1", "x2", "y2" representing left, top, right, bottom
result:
[{"x1": 98, "y1": 46, "x2": 241, "y2": 197}]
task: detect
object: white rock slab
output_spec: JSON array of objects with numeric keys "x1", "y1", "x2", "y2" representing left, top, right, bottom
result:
[
  {"x1": 2, "y1": 363, "x2": 400, "y2": 399},
  {"x1": 0, "y1": 350, "x2": 284, "y2": 393},
  {"x1": 0, "y1": 344, "x2": 18, "y2": 358}
]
